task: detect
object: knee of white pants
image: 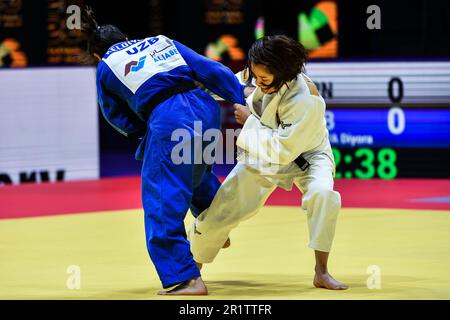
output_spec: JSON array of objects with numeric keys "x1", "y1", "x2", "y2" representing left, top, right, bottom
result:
[
  {"x1": 199, "y1": 192, "x2": 265, "y2": 229},
  {"x1": 320, "y1": 189, "x2": 341, "y2": 208},
  {"x1": 306, "y1": 190, "x2": 341, "y2": 222},
  {"x1": 303, "y1": 187, "x2": 341, "y2": 212},
  {"x1": 198, "y1": 206, "x2": 242, "y2": 231}
]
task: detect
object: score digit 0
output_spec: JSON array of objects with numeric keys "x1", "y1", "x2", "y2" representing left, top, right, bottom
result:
[
  {"x1": 387, "y1": 107, "x2": 405, "y2": 135},
  {"x1": 388, "y1": 77, "x2": 405, "y2": 135}
]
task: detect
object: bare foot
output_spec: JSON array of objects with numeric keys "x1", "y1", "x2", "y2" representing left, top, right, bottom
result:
[
  {"x1": 313, "y1": 272, "x2": 348, "y2": 290},
  {"x1": 157, "y1": 277, "x2": 208, "y2": 295}
]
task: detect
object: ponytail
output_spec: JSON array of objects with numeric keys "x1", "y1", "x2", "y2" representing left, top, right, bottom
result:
[{"x1": 80, "y1": 6, "x2": 128, "y2": 64}]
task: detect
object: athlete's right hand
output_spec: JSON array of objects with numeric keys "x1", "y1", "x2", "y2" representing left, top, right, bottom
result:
[{"x1": 234, "y1": 103, "x2": 251, "y2": 125}]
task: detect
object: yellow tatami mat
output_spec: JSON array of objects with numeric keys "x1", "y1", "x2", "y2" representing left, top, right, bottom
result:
[{"x1": 1, "y1": 207, "x2": 449, "y2": 299}]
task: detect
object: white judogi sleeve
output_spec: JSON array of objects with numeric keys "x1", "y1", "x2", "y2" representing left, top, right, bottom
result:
[{"x1": 237, "y1": 94, "x2": 326, "y2": 165}]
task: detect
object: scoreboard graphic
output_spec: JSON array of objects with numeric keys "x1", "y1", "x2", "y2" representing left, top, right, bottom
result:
[
  {"x1": 306, "y1": 61, "x2": 450, "y2": 106},
  {"x1": 305, "y1": 61, "x2": 450, "y2": 179}
]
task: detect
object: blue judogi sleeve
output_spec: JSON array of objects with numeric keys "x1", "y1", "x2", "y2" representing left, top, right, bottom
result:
[
  {"x1": 173, "y1": 41, "x2": 246, "y2": 106},
  {"x1": 97, "y1": 73, "x2": 147, "y2": 140}
]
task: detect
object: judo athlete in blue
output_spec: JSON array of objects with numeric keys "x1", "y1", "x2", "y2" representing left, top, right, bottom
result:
[{"x1": 82, "y1": 9, "x2": 244, "y2": 295}]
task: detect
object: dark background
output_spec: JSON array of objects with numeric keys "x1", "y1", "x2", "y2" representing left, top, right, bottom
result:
[
  {"x1": 4, "y1": 0, "x2": 449, "y2": 63},
  {"x1": 1, "y1": 0, "x2": 449, "y2": 178},
  {"x1": 80, "y1": 0, "x2": 450, "y2": 58}
]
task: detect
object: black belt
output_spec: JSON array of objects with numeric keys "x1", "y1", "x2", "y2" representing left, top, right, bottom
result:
[
  {"x1": 140, "y1": 81, "x2": 197, "y2": 122},
  {"x1": 294, "y1": 154, "x2": 310, "y2": 171}
]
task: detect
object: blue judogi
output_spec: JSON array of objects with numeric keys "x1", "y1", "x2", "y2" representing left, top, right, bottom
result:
[{"x1": 96, "y1": 35, "x2": 245, "y2": 288}]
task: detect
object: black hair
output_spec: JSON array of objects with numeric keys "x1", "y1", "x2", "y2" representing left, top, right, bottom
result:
[
  {"x1": 247, "y1": 35, "x2": 307, "y2": 92},
  {"x1": 80, "y1": 7, "x2": 128, "y2": 64}
]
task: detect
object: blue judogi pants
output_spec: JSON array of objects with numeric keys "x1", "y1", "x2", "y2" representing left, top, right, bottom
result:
[{"x1": 141, "y1": 90, "x2": 221, "y2": 288}]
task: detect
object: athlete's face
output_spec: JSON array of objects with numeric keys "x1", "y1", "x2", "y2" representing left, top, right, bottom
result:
[{"x1": 251, "y1": 62, "x2": 276, "y2": 94}]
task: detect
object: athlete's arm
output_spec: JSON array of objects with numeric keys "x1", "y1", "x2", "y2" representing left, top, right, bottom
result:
[
  {"x1": 173, "y1": 40, "x2": 245, "y2": 105},
  {"x1": 97, "y1": 76, "x2": 147, "y2": 140}
]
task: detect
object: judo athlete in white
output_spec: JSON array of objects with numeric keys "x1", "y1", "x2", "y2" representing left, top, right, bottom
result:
[{"x1": 188, "y1": 35, "x2": 348, "y2": 290}]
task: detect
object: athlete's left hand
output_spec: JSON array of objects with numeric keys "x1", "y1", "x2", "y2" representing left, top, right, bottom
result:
[{"x1": 234, "y1": 103, "x2": 251, "y2": 125}]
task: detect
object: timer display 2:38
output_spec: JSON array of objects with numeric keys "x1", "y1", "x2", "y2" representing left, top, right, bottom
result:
[{"x1": 332, "y1": 147, "x2": 397, "y2": 180}]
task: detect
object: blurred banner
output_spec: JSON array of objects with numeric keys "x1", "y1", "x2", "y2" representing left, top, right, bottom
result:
[
  {"x1": 0, "y1": 0, "x2": 85, "y2": 67},
  {"x1": 0, "y1": 67, "x2": 99, "y2": 185},
  {"x1": 0, "y1": 0, "x2": 339, "y2": 69},
  {"x1": 2, "y1": 0, "x2": 450, "y2": 68}
]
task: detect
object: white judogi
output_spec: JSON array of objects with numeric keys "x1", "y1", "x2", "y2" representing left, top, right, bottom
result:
[{"x1": 188, "y1": 73, "x2": 341, "y2": 263}]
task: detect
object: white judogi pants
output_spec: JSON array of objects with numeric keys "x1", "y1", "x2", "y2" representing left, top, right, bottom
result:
[{"x1": 188, "y1": 154, "x2": 341, "y2": 263}]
